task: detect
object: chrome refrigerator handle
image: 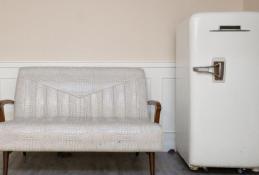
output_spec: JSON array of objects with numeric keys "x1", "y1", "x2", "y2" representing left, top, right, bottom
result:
[{"x1": 193, "y1": 61, "x2": 225, "y2": 81}]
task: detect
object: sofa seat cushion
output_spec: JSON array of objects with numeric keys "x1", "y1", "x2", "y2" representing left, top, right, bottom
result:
[{"x1": 0, "y1": 117, "x2": 163, "y2": 152}]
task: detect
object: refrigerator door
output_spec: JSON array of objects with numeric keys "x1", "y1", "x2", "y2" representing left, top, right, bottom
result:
[{"x1": 189, "y1": 12, "x2": 259, "y2": 168}]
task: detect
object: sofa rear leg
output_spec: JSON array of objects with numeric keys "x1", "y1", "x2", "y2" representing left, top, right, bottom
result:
[
  {"x1": 3, "y1": 151, "x2": 10, "y2": 175},
  {"x1": 22, "y1": 152, "x2": 27, "y2": 161},
  {"x1": 148, "y1": 152, "x2": 155, "y2": 175}
]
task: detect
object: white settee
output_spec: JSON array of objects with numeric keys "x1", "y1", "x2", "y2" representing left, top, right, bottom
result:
[{"x1": 0, "y1": 67, "x2": 163, "y2": 175}]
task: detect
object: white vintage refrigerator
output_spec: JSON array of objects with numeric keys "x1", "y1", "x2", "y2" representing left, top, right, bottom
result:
[{"x1": 176, "y1": 12, "x2": 259, "y2": 171}]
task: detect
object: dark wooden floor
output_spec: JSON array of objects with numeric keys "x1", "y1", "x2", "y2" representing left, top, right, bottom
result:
[{"x1": 0, "y1": 152, "x2": 257, "y2": 175}]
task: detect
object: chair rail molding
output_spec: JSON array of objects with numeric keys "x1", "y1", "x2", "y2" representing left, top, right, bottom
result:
[{"x1": 0, "y1": 59, "x2": 176, "y2": 152}]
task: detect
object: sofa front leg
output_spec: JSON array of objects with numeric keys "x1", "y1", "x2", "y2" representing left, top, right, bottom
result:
[
  {"x1": 3, "y1": 152, "x2": 10, "y2": 175},
  {"x1": 148, "y1": 152, "x2": 155, "y2": 175}
]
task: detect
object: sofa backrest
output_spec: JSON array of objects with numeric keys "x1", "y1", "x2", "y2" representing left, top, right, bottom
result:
[{"x1": 14, "y1": 67, "x2": 149, "y2": 120}]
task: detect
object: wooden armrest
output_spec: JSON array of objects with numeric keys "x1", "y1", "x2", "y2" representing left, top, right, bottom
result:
[
  {"x1": 147, "y1": 100, "x2": 161, "y2": 123},
  {"x1": 0, "y1": 100, "x2": 14, "y2": 106},
  {"x1": 0, "y1": 100, "x2": 14, "y2": 122}
]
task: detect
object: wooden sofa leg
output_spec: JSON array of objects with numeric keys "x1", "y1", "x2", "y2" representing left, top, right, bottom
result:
[
  {"x1": 148, "y1": 152, "x2": 155, "y2": 175},
  {"x1": 3, "y1": 151, "x2": 10, "y2": 175}
]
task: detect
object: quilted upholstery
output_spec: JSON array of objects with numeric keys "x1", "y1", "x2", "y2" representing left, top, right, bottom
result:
[
  {"x1": 15, "y1": 67, "x2": 148, "y2": 119},
  {"x1": 0, "y1": 117, "x2": 163, "y2": 152},
  {"x1": 0, "y1": 67, "x2": 163, "y2": 152}
]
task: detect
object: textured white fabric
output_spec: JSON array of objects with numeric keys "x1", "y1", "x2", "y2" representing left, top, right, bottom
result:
[
  {"x1": 0, "y1": 117, "x2": 163, "y2": 152},
  {"x1": 15, "y1": 67, "x2": 148, "y2": 119},
  {"x1": 0, "y1": 67, "x2": 163, "y2": 152}
]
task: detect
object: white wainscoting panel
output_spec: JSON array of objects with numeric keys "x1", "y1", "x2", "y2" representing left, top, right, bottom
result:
[{"x1": 0, "y1": 60, "x2": 175, "y2": 152}]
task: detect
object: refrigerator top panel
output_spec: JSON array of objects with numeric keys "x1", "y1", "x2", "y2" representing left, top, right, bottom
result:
[
  {"x1": 189, "y1": 12, "x2": 259, "y2": 64},
  {"x1": 190, "y1": 12, "x2": 259, "y2": 34},
  {"x1": 188, "y1": 12, "x2": 259, "y2": 167}
]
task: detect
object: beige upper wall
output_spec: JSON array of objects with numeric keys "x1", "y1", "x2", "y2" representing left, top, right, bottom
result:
[
  {"x1": 244, "y1": 0, "x2": 259, "y2": 11},
  {"x1": 0, "y1": 0, "x2": 243, "y2": 61}
]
